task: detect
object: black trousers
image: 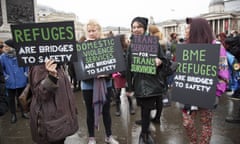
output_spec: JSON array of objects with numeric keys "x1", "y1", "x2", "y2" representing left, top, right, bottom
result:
[
  {"x1": 7, "y1": 87, "x2": 25, "y2": 114},
  {"x1": 82, "y1": 88, "x2": 112, "y2": 137}
]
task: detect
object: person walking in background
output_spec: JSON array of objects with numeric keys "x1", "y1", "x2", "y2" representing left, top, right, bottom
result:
[
  {"x1": 81, "y1": 19, "x2": 119, "y2": 144},
  {"x1": 112, "y1": 34, "x2": 135, "y2": 116},
  {"x1": 29, "y1": 59, "x2": 79, "y2": 144},
  {"x1": 182, "y1": 17, "x2": 229, "y2": 144},
  {"x1": 126, "y1": 17, "x2": 167, "y2": 144},
  {"x1": 147, "y1": 24, "x2": 165, "y2": 123},
  {"x1": 0, "y1": 39, "x2": 29, "y2": 123}
]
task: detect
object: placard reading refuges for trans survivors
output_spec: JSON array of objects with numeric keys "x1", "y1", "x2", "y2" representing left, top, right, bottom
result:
[
  {"x1": 172, "y1": 44, "x2": 220, "y2": 109},
  {"x1": 74, "y1": 35, "x2": 126, "y2": 80},
  {"x1": 10, "y1": 21, "x2": 77, "y2": 66},
  {"x1": 130, "y1": 35, "x2": 159, "y2": 75}
]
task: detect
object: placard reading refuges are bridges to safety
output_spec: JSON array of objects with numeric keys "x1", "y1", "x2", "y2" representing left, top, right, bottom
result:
[
  {"x1": 10, "y1": 21, "x2": 77, "y2": 66},
  {"x1": 172, "y1": 44, "x2": 221, "y2": 109},
  {"x1": 73, "y1": 35, "x2": 126, "y2": 80}
]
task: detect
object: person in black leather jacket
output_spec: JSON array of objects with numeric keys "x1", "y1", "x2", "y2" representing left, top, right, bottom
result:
[{"x1": 126, "y1": 17, "x2": 168, "y2": 144}]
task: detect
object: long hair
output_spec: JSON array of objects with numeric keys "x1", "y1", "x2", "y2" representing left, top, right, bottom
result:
[
  {"x1": 217, "y1": 32, "x2": 227, "y2": 48},
  {"x1": 187, "y1": 18, "x2": 215, "y2": 44},
  {"x1": 148, "y1": 25, "x2": 163, "y2": 40}
]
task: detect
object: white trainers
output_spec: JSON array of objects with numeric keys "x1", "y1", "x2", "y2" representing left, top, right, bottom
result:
[
  {"x1": 105, "y1": 136, "x2": 119, "y2": 144},
  {"x1": 88, "y1": 137, "x2": 96, "y2": 144}
]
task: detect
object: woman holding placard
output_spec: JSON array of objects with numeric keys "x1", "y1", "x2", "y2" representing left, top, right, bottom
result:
[
  {"x1": 126, "y1": 17, "x2": 168, "y2": 144},
  {"x1": 182, "y1": 17, "x2": 229, "y2": 144},
  {"x1": 81, "y1": 19, "x2": 119, "y2": 144}
]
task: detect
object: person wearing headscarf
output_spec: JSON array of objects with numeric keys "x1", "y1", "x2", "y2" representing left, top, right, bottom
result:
[{"x1": 126, "y1": 17, "x2": 168, "y2": 144}]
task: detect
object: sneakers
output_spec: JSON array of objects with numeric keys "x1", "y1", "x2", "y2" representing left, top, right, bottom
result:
[
  {"x1": 88, "y1": 137, "x2": 96, "y2": 144},
  {"x1": 105, "y1": 136, "x2": 119, "y2": 144}
]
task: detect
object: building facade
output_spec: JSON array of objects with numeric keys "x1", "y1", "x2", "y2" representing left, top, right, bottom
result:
[{"x1": 158, "y1": 0, "x2": 240, "y2": 41}]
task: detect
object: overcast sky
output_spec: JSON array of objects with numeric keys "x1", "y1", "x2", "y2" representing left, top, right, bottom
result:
[{"x1": 37, "y1": 0, "x2": 211, "y2": 27}]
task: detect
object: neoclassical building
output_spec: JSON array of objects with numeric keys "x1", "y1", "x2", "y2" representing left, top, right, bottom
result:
[{"x1": 159, "y1": 0, "x2": 240, "y2": 40}]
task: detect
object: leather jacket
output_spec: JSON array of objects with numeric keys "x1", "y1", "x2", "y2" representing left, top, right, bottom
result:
[{"x1": 126, "y1": 43, "x2": 168, "y2": 98}]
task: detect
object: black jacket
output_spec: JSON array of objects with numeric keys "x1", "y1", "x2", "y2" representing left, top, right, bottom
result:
[{"x1": 126, "y1": 43, "x2": 168, "y2": 98}]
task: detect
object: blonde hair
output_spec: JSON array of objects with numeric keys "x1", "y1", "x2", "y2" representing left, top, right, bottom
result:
[
  {"x1": 148, "y1": 25, "x2": 163, "y2": 40},
  {"x1": 85, "y1": 19, "x2": 103, "y2": 38}
]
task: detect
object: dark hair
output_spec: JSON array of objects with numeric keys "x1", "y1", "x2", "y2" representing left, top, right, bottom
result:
[
  {"x1": 217, "y1": 32, "x2": 227, "y2": 48},
  {"x1": 186, "y1": 18, "x2": 215, "y2": 44},
  {"x1": 131, "y1": 17, "x2": 148, "y2": 32}
]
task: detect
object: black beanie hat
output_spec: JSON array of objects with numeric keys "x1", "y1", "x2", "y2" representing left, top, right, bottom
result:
[
  {"x1": 131, "y1": 17, "x2": 148, "y2": 32},
  {"x1": 4, "y1": 39, "x2": 15, "y2": 48}
]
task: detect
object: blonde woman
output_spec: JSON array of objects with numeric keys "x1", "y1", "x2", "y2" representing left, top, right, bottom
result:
[{"x1": 81, "y1": 20, "x2": 119, "y2": 144}]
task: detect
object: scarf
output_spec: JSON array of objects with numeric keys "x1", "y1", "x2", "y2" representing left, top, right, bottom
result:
[{"x1": 93, "y1": 78, "x2": 107, "y2": 129}]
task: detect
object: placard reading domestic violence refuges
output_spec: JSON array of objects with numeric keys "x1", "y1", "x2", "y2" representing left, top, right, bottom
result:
[
  {"x1": 172, "y1": 44, "x2": 220, "y2": 109},
  {"x1": 130, "y1": 35, "x2": 159, "y2": 75},
  {"x1": 10, "y1": 21, "x2": 77, "y2": 66},
  {"x1": 74, "y1": 35, "x2": 126, "y2": 80}
]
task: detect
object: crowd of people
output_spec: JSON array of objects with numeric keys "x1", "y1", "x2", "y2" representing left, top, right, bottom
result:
[{"x1": 0, "y1": 16, "x2": 240, "y2": 144}]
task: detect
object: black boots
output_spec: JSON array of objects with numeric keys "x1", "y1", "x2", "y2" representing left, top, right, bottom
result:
[
  {"x1": 11, "y1": 114, "x2": 17, "y2": 123},
  {"x1": 139, "y1": 132, "x2": 155, "y2": 144}
]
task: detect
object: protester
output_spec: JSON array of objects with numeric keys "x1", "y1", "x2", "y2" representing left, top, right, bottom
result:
[
  {"x1": 29, "y1": 59, "x2": 78, "y2": 144},
  {"x1": 224, "y1": 31, "x2": 240, "y2": 123},
  {"x1": 182, "y1": 17, "x2": 229, "y2": 144},
  {"x1": 112, "y1": 34, "x2": 135, "y2": 116},
  {"x1": 126, "y1": 17, "x2": 167, "y2": 144},
  {"x1": 0, "y1": 39, "x2": 29, "y2": 123},
  {"x1": 81, "y1": 19, "x2": 119, "y2": 144}
]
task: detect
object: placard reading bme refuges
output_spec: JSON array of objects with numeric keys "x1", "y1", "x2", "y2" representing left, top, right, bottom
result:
[
  {"x1": 130, "y1": 35, "x2": 159, "y2": 75},
  {"x1": 10, "y1": 21, "x2": 77, "y2": 66},
  {"x1": 172, "y1": 44, "x2": 220, "y2": 109},
  {"x1": 74, "y1": 35, "x2": 126, "y2": 80}
]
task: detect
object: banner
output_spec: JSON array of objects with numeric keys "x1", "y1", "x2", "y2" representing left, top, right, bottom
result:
[
  {"x1": 130, "y1": 35, "x2": 159, "y2": 75},
  {"x1": 172, "y1": 44, "x2": 220, "y2": 109},
  {"x1": 10, "y1": 21, "x2": 77, "y2": 66},
  {"x1": 74, "y1": 35, "x2": 126, "y2": 80}
]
